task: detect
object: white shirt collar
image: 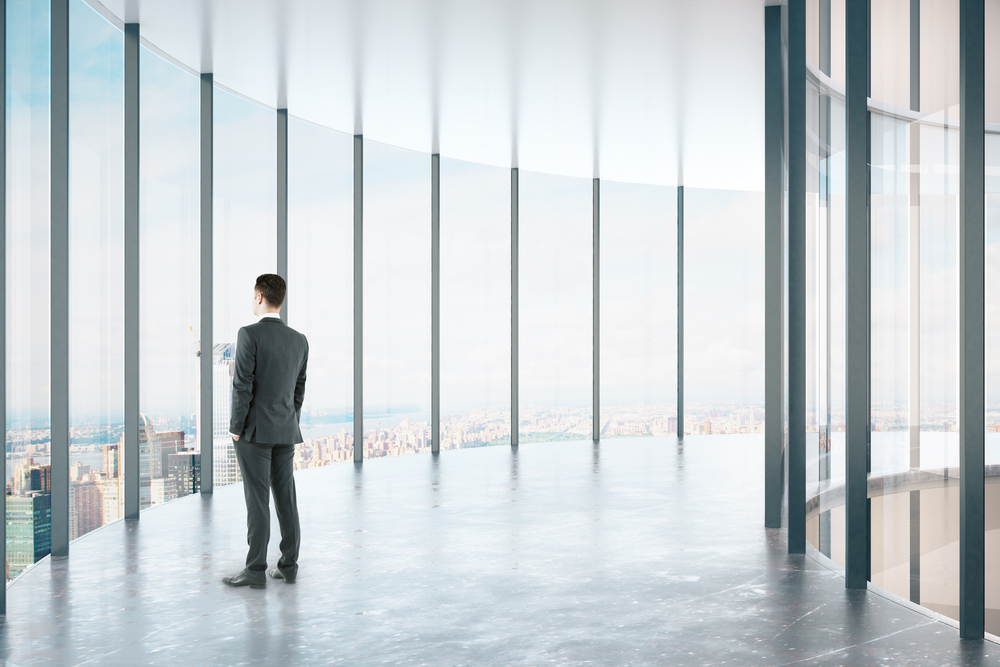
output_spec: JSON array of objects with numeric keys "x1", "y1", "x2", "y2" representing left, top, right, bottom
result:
[{"x1": 258, "y1": 312, "x2": 281, "y2": 322}]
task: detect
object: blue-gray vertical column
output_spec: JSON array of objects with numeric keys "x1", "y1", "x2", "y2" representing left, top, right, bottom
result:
[
  {"x1": 677, "y1": 185, "x2": 684, "y2": 440},
  {"x1": 354, "y1": 135, "x2": 363, "y2": 463},
  {"x1": 124, "y1": 23, "x2": 140, "y2": 521},
  {"x1": 593, "y1": 178, "x2": 600, "y2": 443},
  {"x1": 845, "y1": 0, "x2": 870, "y2": 589},
  {"x1": 958, "y1": 0, "x2": 985, "y2": 641},
  {"x1": 50, "y1": 0, "x2": 69, "y2": 557},
  {"x1": 511, "y1": 168, "x2": 519, "y2": 447},
  {"x1": 277, "y1": 109, "x2": 288, "y2": 324},
  {"x1": 431, "y1": 153, "x2": 440, "y2": 454},
  {"x1": 908, "y1": 0, "x2": 922, "y2": 606},
  {"x1": 764, "y1": 4, "x2": 784, "y2": 529},
  {"x1": 787, "y1": 0, "x2": 807, "y2": 555},
  {"x1": 200, "y1": 73, "x2": 214, "y2": 494}
]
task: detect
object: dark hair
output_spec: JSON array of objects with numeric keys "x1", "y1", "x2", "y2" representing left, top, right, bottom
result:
[{"x1": 255, "y1": 274, "x2": 286, "y2": 308}]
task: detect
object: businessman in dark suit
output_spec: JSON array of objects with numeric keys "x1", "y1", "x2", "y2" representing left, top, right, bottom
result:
[{"x1": 223, "y1": 274, "x2": 309, "y2": 589}]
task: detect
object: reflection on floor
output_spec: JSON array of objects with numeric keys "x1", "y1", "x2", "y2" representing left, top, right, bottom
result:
[{"x1": 1, "y1": 436, "x2": 996, "y2": 666}]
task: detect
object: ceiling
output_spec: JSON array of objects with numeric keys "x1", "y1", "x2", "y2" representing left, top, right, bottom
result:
[{"x1": 88, "y1": 0, "x2": 775, "y2": 191}]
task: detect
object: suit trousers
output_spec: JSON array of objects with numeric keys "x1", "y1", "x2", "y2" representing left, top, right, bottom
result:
[{"x1": 234, "y1": 441, "x2": 301, "y2": 576}]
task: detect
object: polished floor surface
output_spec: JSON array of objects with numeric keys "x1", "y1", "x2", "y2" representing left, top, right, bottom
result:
[{"x1": 2, "y1": 436, "x2": 997, "y2": 666}]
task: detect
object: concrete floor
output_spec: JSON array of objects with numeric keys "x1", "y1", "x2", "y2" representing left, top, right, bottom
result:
[{"x1": 1, "y1": 435, "x2": 996, "y2": 666}]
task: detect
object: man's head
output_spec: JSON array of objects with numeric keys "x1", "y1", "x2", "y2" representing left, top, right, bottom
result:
[{"x1": 253, "y1": 274, "x2": 286, "y2": 316}]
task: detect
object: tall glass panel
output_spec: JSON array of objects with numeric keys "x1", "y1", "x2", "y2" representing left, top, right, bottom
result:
[
  {"x1": 803, "y1": 8, "x2": 848, "y2": 562},
  {"x1": 683, "y1": 188, "x2": 765, "y2": 436},
  {"x1": 213, "y1": 90, "x2": 276, "y2": 486},
  {"x1": 6, "y1": 0, "x2": 51, "y2": 580},
  {"x1": 287, "y1": 120, "x2": 353, "y2": 468},
  {"x1": 439, "y1": 157, "x2": 510, "y2": 449},
  {"x1": 599, "y1": 181, "x2": 677, "y2": 438},
  {"x1": 983, "y1": 0, "x2": 1000, "y2": 636},
  {"x1": 868, "y1": 111, "x2": 912, "y2": 599},
  {"x1": 363, "y1": 140, "x2": 430, "y2": 458},
  {"x1": 519, "y1": 171, "x2": 592, "y2": 442},
  {"x1": 987, "y1": 129, "x2": 1000, "y2": 637},
  {"x1": 68, "y1": 0, "x2": 123, "y2": 535},
  {"x1": 867, "y1": 0, "x2": 960, "y2": 622},
  {"x1": 139, "y1": 49, "x2": 200, "y2": 505}
]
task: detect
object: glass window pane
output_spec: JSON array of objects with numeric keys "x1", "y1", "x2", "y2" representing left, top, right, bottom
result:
[
  {"x1": 6, "y1": 0, "x2": 51, "y2": 582},
  {"x1": 287, "y1": 120, "x2": 354, "y2": 468},
  {"x1": 599, "y1": 181, "x2": 677, "y2": 438},
  {"x1": 363, "y1": 141, "x2": 430, "y2": 458},
  {"x1": 440, "y1": 157, "x2": 511, "y2": 449},
  {"x1": 139, "y1": 48, "x2": 201, "y2": 505},
  {"x1": 69, "y1": 0, "x2": 124, "y2": 534},
  {"x1": 684, "y1": 188, "x2": 765, "y2": 436},
  {"x1": 985, "y1": 0, "x2": 1000, "y2": 635},
  {"x1": 519, "y1": 171, "x2": 592, "y2": 441},
  {"x1": 213, "y1": 91, "x2": 276, "y2": 486},
  {"x1": 866, "y1": 0, "x2": 960, "y2": 623}
]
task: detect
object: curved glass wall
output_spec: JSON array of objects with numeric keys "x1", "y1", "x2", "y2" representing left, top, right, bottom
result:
[
  {"x1": 519, "y1": 171, "x2": 593, "y2": 442},
  {"x1": 6, "y1": 0, "x2": 51, "y2": 581},
  {"x1": 287, "y1": 119, "x2": 354, "y2": 468},
  {"x1": 68, "y1": 0, "x2": 124, "y2": 536},
  {"x1": 803, "y1": 0, "x2": 968, "y2": 627},
  {"x1": 599, "y1": 181, "x2": 677, "y2": 438},
  {"x1": 139, "y1": 48, "x2": 200, "y2": 503},
  {"x1": 362, "y1": 140, "x2": 431, "y2": 458},
  {"x1": 439, "y1": 157, "x2": 511, "y2": 449}
]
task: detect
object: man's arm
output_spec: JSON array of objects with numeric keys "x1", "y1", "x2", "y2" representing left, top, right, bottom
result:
[
  {"x1": 294, "y1": 338, "x2": 308, "y2": 422},
  {"x1": 229, "y1": 327, "x2": 256, "y2": 438}
]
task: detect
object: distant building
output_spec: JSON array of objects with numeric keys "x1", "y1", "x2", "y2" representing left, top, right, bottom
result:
[
  {"x1": 158, "y1": 430, "x2": 186, "y2": 474},
  {"x1": 14, "y1": 461, "x2": 51, "y2": 494},
  {"x1": 6, "y1": 493, "x2": 51, "y2": 580},
  {"x1": 70, "y1": 481, "x2": 103, "y2": 540},
  {"x1": 99, "y1": 443, "x2": 125, "y2": 524},
  {"x1": 150, "y1": 477, "x2": 177, "y2": 506},
  {"x1": 98, "y1": 476, "x2": 124, "y2": 525},
  {"x1": 69, "y1": 462, "x2": 91, "y2": 482},
  {"x1": 139, "y1": 414, "x2": 162, "y2": 510},
  {"x1": 166, "y1": 451, "x2": 201, "y2": 497},
  {"x1": 213, "y1": 343, "x2": 240, "y2": 487},
  {"x1": 103, "y1": 443, "x2": 120, "y2": 479}
]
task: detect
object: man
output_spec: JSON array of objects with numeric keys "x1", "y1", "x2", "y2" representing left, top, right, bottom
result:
[{"x1": 223, "y1": 274, "x2": 308, "y2": 589}]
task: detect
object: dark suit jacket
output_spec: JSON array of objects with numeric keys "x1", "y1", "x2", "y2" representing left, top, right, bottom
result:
[{"x1": 229, "y1": 316, "x2": 309, "y2": 445}]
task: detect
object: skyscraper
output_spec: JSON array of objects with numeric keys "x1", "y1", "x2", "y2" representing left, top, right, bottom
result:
[
  {"x1": 138, "y1": 414, "x2": 162, "y2": 509},
  {"x1": 98, "y1": 444, "x2": 125, "y2": 524},
  {"x1": 213, "y1": 343, "x2": 240, "y2": 487},
  {"x1": 165, "y1": 451, "x2": 201, "y2": 497},
  {"x1": 6, "y1": 493, "x2": 51, "y2": 580},
  {"x1": 69, "y1": 480, "x2": 103, "y2": 540}
]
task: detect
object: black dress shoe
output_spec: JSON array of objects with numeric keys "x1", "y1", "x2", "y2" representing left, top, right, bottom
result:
[
  {"x1": 223, "y1": 569, "x2": 266, "y2": 589},
  {"x1": 269, "y1": 567, "x2": 296, "y2": 583}
]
